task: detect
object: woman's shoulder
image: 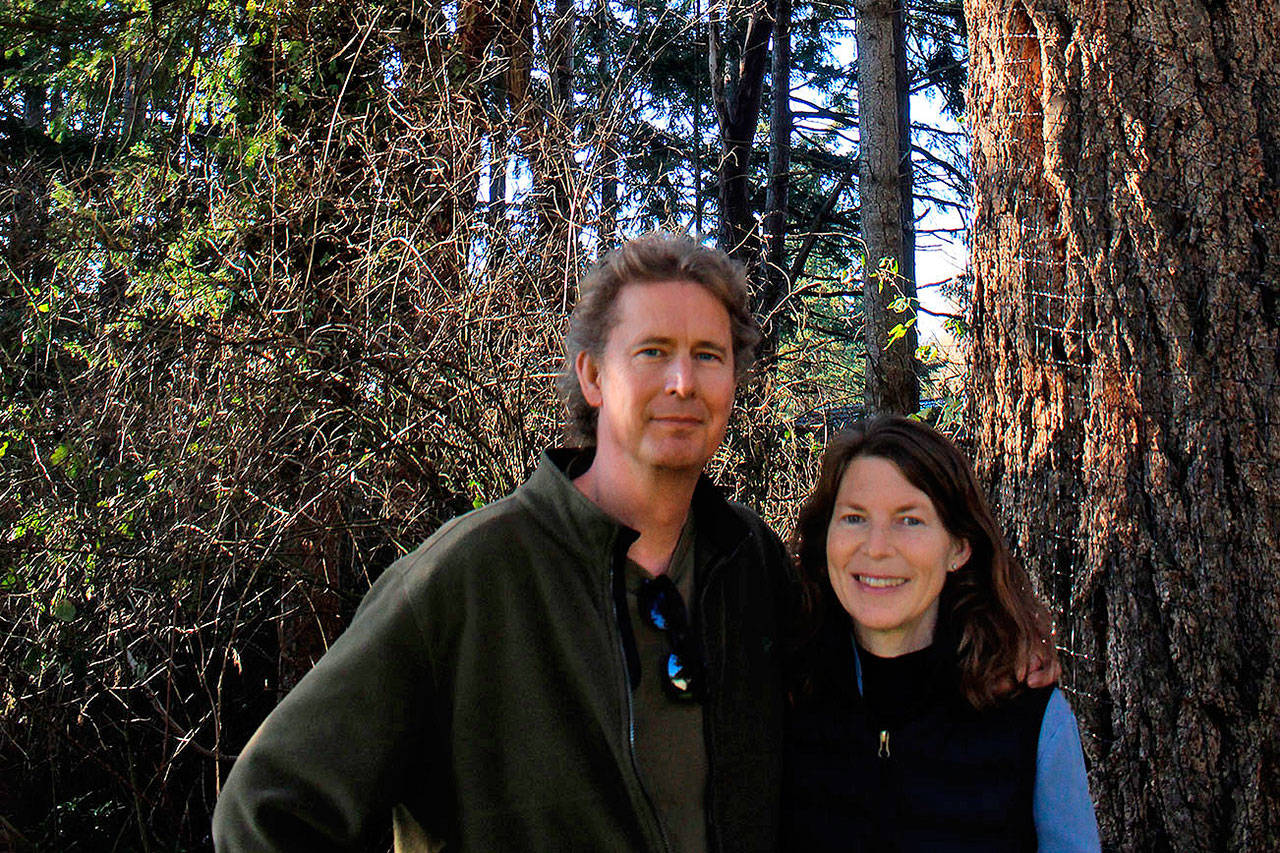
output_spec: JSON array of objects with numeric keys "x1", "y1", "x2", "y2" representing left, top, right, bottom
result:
[
  {"x1": 986, "y1": 682, "x2": 1056, "y2": 722},
  {"x1": 952, "y1": 682, "x2": 1056, "y2": 751},
  {"x1": 1037, "y1": 688, "x2": 1084, "y2": 749}
]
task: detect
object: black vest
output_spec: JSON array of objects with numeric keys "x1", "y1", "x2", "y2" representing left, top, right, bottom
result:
[{"x1": 782, "y1": 630, "x2": 1052, "y2": 853}]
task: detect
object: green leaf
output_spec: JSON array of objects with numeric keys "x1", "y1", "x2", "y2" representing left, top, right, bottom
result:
[
  {"x1": 52, "y1": 600, "x2": 77, "y2": 622},
  {"x1": 50, "y1": 444, "x2": 69, "y2": 466}
]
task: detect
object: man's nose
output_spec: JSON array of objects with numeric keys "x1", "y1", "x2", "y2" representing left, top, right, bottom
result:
[{"x1": 665, "y1": 354, "x2": 695, "y2": 397}]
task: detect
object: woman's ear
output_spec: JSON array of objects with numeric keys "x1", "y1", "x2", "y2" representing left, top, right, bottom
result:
[
  {"x1": 949, "y1": 538, "x2": 972, "y2": 572},
  {"x1": 575, "y1": 350, "x2": 604, "y2": 408}
]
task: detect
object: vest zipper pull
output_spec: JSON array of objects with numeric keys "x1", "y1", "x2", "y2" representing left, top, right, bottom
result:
[{"x1": 878, "y1": 729, "x2": 890, "y2": 758}]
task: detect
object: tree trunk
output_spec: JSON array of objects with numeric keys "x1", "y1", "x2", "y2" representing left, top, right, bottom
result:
[
  {"x1": 488, "y1": 123, "x2": 508, "y2": 262},
  {"x1": 595, "y1": 7, "x2": 618, "y2": 255},
  {"x1": 513, "y1": 0, "x2": 580, "y2": 295},
  {"x1": 965, "y1": 0, "x2": 1280, "y2": 849},
  {"x1": 599, "y1": 140, "x2": 618, "y2": 252},
  {"x1": 856, "y1": 0, "x2": 919, "y2": 415},
  {"x1": 23, "y1": 84, "x2": 44, "y2": 129},
  {"x1": 760, "y1": 0, "x2": 792, "y2": 357},
  {"x1": 694, "y1": 0, "x2": 705, "y2": 239},
  {"x1": 892, "y1": 5, "x2": 914, "y2": 297},
  {"x1": 709, "y1": 0, "x2": 774, "y2": 266}
]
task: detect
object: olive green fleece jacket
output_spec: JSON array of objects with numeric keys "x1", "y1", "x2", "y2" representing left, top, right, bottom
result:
[{"x1": 213, "y1": 449, "x2": 789, "y2": 852}]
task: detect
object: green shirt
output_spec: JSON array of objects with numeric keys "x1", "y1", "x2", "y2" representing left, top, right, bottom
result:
[{"x1": 626, "y1": 516, "x2": 707, "y2": 853}]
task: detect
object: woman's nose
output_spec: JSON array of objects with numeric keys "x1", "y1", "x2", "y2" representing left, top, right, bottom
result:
[{"x1": 862, "y1": 522, "x2": 894, "y2": 557}]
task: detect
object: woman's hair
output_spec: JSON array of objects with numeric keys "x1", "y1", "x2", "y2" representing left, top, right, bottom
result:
[
  {"x1": 790, "y1": 415, "x2": 1056, "y2": 709},
  {"x1": 556, "y1": 232, "x2": 760, "y2": 445}
]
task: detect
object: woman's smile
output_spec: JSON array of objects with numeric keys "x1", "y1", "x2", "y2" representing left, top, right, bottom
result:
[{"x1": 854, "y1": 575, "x2": 908, "y2": 589}]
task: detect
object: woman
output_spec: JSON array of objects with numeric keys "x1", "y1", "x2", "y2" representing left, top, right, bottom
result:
[{"x1": 783, "y1": 416, "x2": 1100, "y2": 852}]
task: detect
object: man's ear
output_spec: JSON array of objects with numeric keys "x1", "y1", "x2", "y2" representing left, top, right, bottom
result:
[{"x1": 575, "y1": 350, "x2": 604, "y2": 408}]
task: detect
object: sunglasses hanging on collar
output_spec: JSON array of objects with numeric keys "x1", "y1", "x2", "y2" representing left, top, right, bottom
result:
[{"x1": 637, "y1": 574, "x2": 703, "y2": 702}]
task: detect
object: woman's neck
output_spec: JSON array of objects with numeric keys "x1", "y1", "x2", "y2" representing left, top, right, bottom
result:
[
  {"x1": 855, "y1": 639, "x2": 945, "y2": 722},
  {"x1": 852, "y1": 617, "x2": 937, "y2": 658}
]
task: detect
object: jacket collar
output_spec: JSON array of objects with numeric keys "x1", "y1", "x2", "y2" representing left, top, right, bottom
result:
[{"x1": 518, "y1": 447, "x2": 749, "y2": 569}]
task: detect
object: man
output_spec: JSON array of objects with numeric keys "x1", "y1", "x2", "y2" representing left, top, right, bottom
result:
[{"x1": 213, "y1": 233, "x2": 790, "y2": 851}]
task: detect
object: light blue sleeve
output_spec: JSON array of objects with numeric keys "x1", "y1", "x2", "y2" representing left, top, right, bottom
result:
[{"x1": 1034, "y1": 688, "x2": 1102, "y2": 852}]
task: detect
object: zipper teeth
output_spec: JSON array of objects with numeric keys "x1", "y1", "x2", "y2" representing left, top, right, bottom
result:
[
  {"x1": 697, "y1": 561, "x2": 715, "y2": 852},
  {"x1": 613, "y1": 561, "x2": 671, "y2": 853},
  {"x1": 697, "y1": 549, "x2": 737, "y2": 853}
]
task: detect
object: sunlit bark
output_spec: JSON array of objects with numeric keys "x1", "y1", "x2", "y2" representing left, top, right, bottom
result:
[{"x1": 966, "y1": 0, "x2": 1280, "y2": 847}]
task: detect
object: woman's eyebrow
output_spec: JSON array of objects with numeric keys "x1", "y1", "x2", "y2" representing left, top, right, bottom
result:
[{"x1": 835, "y1": 499, "x2": 929, "y2": 513}]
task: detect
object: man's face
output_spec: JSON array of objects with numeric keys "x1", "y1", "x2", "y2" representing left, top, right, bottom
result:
[{"x1": 576, "y1": 280, "x2": 736, "y2": 476}]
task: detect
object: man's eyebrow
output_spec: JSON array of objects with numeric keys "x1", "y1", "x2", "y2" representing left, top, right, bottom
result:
[{"x1": 633, "y1": 336, "x2": 729, "y2": 354}]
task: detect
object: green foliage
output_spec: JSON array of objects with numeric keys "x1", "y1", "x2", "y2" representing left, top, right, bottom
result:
[{"x1": 772, "y1": 259, "x2": 866, "y2": 421}]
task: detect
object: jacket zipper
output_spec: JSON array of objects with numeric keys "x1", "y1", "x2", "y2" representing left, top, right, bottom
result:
[
  {"x1": 697, "y1": 540, "x2": 747, "y2": 853},
  {"x1": 873, "y1": 725, "x2": 893, "y2": 848},
  {"x1": 611, "y1": 549, "x2": 672, "y2": 853}
]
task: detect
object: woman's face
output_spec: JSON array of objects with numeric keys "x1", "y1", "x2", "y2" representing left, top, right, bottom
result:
[{"x1": 826, "y1": 455, "x2": 971, "y2": 657}]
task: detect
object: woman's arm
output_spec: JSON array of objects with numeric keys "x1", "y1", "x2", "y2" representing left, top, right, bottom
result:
[{"x1": 1033, "y1": 689, "x2": 1102, "y2": 852}]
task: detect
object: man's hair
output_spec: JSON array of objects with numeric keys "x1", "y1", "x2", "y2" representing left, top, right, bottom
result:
[
  {"x1": 557, "y1": 232, "x2": 760, "y2": 445},
  {"x1": 789, "y1": 416, "x2": 1058, "y2": 710}
]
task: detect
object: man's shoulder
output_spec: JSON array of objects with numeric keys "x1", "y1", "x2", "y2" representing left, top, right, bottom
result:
[
  {"x1": 718, "y1": 498, "x2": 785, "y2": 551},
  {"x1": 385, "y1": 489, "x2": 552, "y2": 588},
  {"x1": 693, "y1": 494, "x2": 790, "y2": 593},
  {"x1": 721, "y1": 498, "x2": 771, "y2": 529}
]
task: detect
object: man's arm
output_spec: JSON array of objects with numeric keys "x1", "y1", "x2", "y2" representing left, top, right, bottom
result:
[
  {"x1": 1023, "y1": 649, "x2": 1062, "y2": 688},
  {"x1": 213, "y1": 565, "x2": 435, "y2": 852}
]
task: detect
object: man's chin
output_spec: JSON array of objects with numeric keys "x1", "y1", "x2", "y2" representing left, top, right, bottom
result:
[{"x1": 644, "y1": 441, "x2": 714, "y2": 473}]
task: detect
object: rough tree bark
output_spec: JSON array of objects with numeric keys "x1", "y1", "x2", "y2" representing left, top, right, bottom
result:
[
  {"x1": 856, "y1": 0, "x2": 919, "y2": 415},
  {"x1": 965, "y1": 0, "x2": 1280, "y2": 848}
]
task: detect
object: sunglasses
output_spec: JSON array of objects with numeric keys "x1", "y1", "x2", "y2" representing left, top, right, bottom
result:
[{"x1": 637, "y1": 575, "x2": 703, "y2": 701}]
